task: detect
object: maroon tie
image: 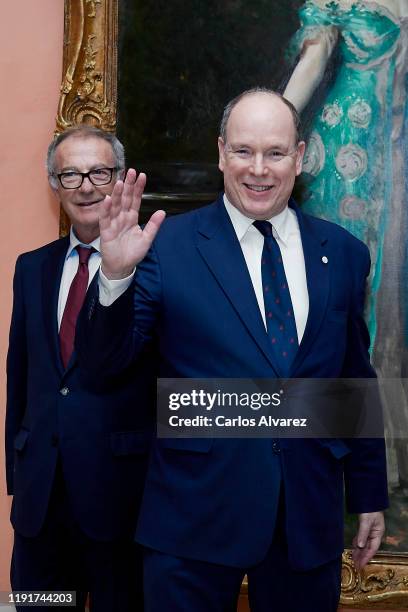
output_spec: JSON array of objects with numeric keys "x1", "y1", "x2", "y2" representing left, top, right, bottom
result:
[{"x1": 59, "y1": 245, "x2": 94, "y2": 368}]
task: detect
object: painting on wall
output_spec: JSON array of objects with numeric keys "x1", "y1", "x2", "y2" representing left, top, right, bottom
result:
[
  {"x1": 280, "y1": 1, "x2": 408, "y2": 559},
  {"x1": 117, "y1": 0, "x2": 303, "y2": 205}
]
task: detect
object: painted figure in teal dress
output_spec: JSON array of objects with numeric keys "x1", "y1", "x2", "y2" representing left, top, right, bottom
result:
[{"x1": 285, "y1": 0, "x2": 408, "y2": 494}]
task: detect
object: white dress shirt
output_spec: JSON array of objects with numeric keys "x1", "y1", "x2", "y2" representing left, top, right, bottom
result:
[
  {"x1": 57, "y1": 227, "x2": 101, "y2": 330},
  {"x1": 99, "y1": 198, "x2": 309, "y2": 341}
]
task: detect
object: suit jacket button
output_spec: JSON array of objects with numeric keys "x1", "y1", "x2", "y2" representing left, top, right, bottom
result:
[
  {"x1": 272, "y1": 441, "x2": 281, "y2": 454},
  {"x1": 51, "y1": 434, "x2": 59, "y2": 447},
  {"x1": 60, "y1": 387, "x2": 69, "y2": 396}
]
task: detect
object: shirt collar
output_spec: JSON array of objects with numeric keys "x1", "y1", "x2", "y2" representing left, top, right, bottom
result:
[
  {"x1": 223, "y1": 194, "x2": 297, "y2": 246},
  {"x1": 66, "y1": 226, "x2": 101, "y2": 260}
]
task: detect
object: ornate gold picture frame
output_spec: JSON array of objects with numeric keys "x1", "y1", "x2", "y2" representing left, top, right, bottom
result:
[{"x1": 58, "y1": 1, "x2": 408, "y2": 608}]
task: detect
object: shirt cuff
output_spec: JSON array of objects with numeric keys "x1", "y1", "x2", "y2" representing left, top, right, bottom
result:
[{"x1": 98, "y1": 267, "x2": 135, "y2": 306}]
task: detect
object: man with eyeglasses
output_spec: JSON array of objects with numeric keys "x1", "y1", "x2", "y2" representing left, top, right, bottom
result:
[
  {"x1": 77, "y1": 90, "x2": 388, "y2": 611},
  {"x1": 6, "y1": 126, "x2": 154, "y2": 611}
]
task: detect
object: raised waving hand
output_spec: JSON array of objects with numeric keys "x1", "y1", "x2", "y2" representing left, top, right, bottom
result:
[{"x1": 99, "y1": 169, "x2": 165, "y2": 279}]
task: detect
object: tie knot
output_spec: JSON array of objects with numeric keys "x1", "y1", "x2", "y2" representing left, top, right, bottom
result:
[
  {"x1": 76, "y1": 245, "x2": 94, "y2": 265},
  {"x1": 253, "y1": 220, "x2": 273, "y2": 238}
]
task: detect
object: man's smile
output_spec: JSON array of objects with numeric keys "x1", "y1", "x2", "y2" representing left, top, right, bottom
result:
[
  {"x1": 76, "y1": 199, "x2": 103, "y2": 207},
  {"x1": 243, "y1": 184, "x2": 274, "y2": 192}
]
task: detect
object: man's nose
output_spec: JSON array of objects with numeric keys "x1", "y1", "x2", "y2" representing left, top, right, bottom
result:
[
  {"x1": 249, "y1": 153, "x2": 268, "y2": 176},
  {"x1": 79, "y1": 176, "x2": 95, "y2": 192}
]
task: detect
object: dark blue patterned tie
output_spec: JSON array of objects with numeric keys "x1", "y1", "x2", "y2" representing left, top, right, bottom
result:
[{"x1": 253, "y1": 220, "x2": 298, "y2": 376}]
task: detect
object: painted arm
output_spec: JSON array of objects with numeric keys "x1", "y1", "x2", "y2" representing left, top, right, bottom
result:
[{"x1": 284, "y1": 26, "x2": 338, "y2": 113}]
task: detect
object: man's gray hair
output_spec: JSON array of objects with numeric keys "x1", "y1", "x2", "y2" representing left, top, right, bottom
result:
[
  {"x1": 47, "y1": 125, "x2": 125, "y2": 188},
  {"x1": 219, "y1": 87, "x2": 301, "y2": 144}
]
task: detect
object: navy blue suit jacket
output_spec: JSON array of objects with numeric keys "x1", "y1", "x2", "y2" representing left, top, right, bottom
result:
[
  {"x1": 6, "y1": 235, "x2": 155, "y2": 541},
  {"x1": 78, "y1": 197, "x2": 388, "y2": 569}
]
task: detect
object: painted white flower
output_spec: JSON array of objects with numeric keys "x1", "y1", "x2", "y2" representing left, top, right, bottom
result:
[
  {"x1": 303, "y1": 131, "x2": 325, "y2": 176},
  {"x1": 348, "y1": 100, "x2": 372, "y2": 128},
  {"x1": 321, "y1": 103, "x2": 343, "y2": 127},
  {"x1": 335, "y1": 144, "x2": 367, "y2": 181},
  {"x1": 340, "y1": 195, "x2": 367, "y2": 220}
]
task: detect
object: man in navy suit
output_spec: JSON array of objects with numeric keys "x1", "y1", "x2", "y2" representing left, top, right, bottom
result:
[
  {"x1": 78, "y1": 90, "x2": 388, "y2": 611},
  {"x1": 6, "y1": 126, "x2": 153, "y2": 611}
]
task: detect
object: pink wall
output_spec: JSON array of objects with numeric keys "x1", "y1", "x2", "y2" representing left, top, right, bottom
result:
[{"x1": 0, "y1": 1, "x2": 63, "y2": 589}]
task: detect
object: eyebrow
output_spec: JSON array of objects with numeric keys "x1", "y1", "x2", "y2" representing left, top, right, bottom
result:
[
  {"x1": 58, "y1": 164, "x2": 111, "y2": 173},
  {"x1": 228, "y1": 142, "x2": 291, "y2": 150}
]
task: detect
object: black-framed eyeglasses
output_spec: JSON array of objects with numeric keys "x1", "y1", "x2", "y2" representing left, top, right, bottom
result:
[{"x1": 56, "y1": 167, "x2": 118, "y2": 189}]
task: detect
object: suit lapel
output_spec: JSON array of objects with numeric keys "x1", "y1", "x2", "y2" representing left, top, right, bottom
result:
[
  {"x1": 195, "y1": 198, "x2": 279, "y2": 375},
  {"x1": 42, "y1": 237, "x2": 69, "y2": 374},
  {"x1": 290, "y1": 201, "x2": 330, "y2": 375}
]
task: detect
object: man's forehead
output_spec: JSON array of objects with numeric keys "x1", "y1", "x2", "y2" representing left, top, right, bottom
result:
[
  {"x1": 55, "y1": 135, "x2": 114, "y2": 163},
  {"x1": 226, "y1": 94, "x2": 295, "y2": 135},
  {"x1": 226, "y1": 102, "x2": 296, "y2": 146}
]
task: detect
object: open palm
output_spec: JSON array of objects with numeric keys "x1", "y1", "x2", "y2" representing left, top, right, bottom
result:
[{"x1": 99, "y1": 169, "x2": 165, "y2": 279}]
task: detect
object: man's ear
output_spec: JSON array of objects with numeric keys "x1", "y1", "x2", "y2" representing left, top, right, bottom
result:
[
  {"x1": 218, "y1": 137, "x2": 226, "y2": 173},
  {"x1": 118, "y1": 168, "x2": 126, "y2": 181},
  {"x1": 48, "y1": 175, "x2": 59, "y2": 196}
]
